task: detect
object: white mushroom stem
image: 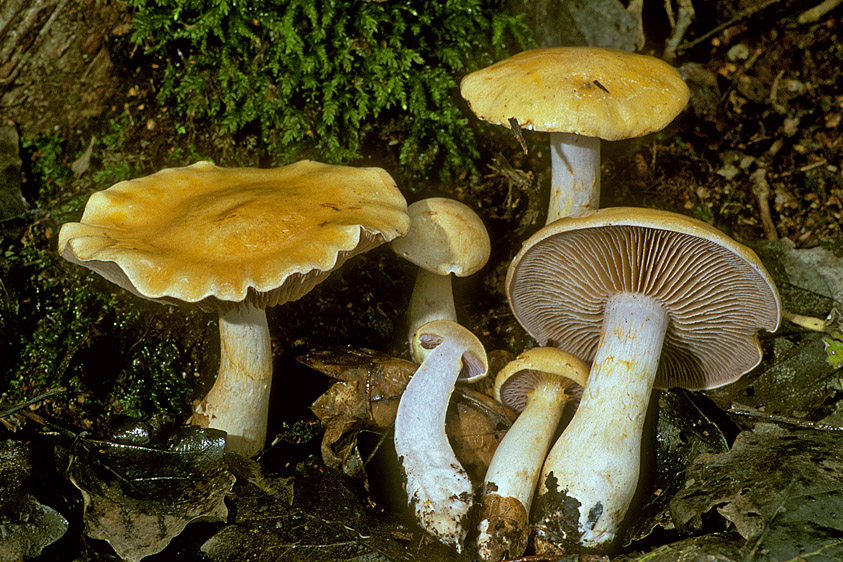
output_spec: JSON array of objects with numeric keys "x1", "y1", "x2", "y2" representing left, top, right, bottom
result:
[
  {"x1": 486, "y1": 380, "x2": 569, "y2": 511},
  {"x1": 394, "y1": 336, "x2": 473, "y2": 551},
  {"x1": 407, "y1": 269, "x2": 458, "y2": 347},
  {"x1": 476, "y1": 379, "x2": 572, "y2": 561},
  {"x1": 535, "y1": 293, "x2": 667, "y2": 550},
  {"x1": 547, "y1": 132, "x2": 601, "y2": 223},
  {"x1": 190, "y1": 301, "x2": 272, "y2": 457}
]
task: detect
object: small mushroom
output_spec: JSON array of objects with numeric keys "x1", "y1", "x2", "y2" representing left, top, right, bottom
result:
[
  {"x1": 461, "y1": 47, "x2": 690, "y2": 222},
  {"x1": 476, "y1": 347, "x2": 588, "y2": 561},
  {"x1": 58, "y1": 161, "x2": 409, "y2": 457},
  {"x1": 390, "y1": 198, "x2": 491, "y2": 348},
  {"x1": 394, "y1": 320, "x2": 489, "y2": 551},
  {"x1": 506, "y1": 207, "x2": 781, "y2": 551}
]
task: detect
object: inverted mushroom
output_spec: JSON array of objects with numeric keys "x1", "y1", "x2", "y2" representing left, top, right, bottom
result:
[
  {"x1": 505, "y1": 207, "x2": 780, "y2": 551},
  {"x1": 390, "y1": 197, "x2": 491, "y2": 347},
  {"x1": 58, "y1": 160, "x2": 409, "y2": 457},
  {"x1": 476, "y1": 347, "x2": 588, "y2": 562},
  {"x1": 394, "y1": 320, "x2": 489, "y2": 551},
  {"x1": 461, "y1": 47, "x2": 690, "y2": 222}
]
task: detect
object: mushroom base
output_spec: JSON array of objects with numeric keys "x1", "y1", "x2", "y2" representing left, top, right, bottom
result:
[
  {"x1": 476, "y1": 493, "x2": 529, "y2": 562},
  {"x1": 532, "y1": 476, "x2": 591, "y2": 554}
]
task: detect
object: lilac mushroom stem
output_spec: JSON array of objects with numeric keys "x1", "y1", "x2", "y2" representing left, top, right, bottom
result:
[
  {"x1": 476, "y1": 348, "x2": 587, "y2": 561},
  {"x1": 394, "y1": 320, "x2": 488, "y2": 551},
  {"x1": 535, "y1": 293, "x2": 667, "y2": 549},
  {"x1": 548, "y1": 132, "x2": 601, "y2": 223},
  {"x1": 407, "y1": 268, "x2": 459, "y2": 344}
]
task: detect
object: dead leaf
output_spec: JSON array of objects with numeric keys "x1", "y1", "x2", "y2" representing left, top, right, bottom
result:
[
  {"x1": 302, "y1": 346, "x2": 515, "y2": 484},
  {"x1": 0, "y1": 440, "x2": 68, "y2": 562},
  {"x1": 670, "y1": 424, "x2": 843, "y2": 561},
  {"x1": 623, "y1": 390, "x2": 729, "y2": 545},
  {"x1": 614, "y1": 532, "x2": 743, "y2": 561},
  {"x1": 303, "y1": 347, "x2": 415, "y2": 479},
  {"x1": 447, "y1": 386, "x2": 513, "y2": 482},
  {"x1": 71, "y1": 136, "x2": 96, "y2": 177},
  {"x1": 68, "y1": 417, "x2": 235, "y2": 562},
  {"x1": 202, "y1": 457, "x2": 424, "y2": 562}
]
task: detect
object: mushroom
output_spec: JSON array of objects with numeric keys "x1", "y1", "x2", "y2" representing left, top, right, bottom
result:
[
  {"x1": 394, "y1": 320, "x2": 489, "y2": 551},
  {"x1": 460, "y1": 47, "x2": 690, "y2": 222},
  {"x1": 390, "y1": 198, "x2": 490, "y2": 348},
  {"x1": 505, "y1": 207, "x2": 781, "y2": 550},
  {"x1": 476, "y1": 347, "x2": 588, "y2": 562},
  {"x1": 58, "y1": 160, "x2": 409, "y2": 457}
]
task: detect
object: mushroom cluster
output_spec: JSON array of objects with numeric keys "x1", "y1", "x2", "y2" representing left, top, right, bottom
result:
[
  {"x1": 53, "y1": 42, "x2": 784, "y2": 562},
  {"x1": 58, "y1": 160, "x2": 409, "y2": 457},
  {"x1": 506, "y1": 207, "x2": 781, "y2": 551},
  {"x1": 476, "y1": 347, "x2": 588, "y2": 561}
]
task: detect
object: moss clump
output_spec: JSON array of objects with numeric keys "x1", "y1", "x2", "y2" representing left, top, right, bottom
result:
[
  {"x1": 127, "y1": 0, "x2": 530, "y2": 179},
  {"x1": 1, "y1": 135, "x2": 213, "y2": 423}
]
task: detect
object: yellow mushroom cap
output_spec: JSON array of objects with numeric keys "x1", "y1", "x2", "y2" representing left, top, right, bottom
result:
[
  {"x1": 58, "y1": 160, "x2": 409, "y2": 310},
  {"x1": 460, "y1": 47, "x2": 690, "y2": 141},
  {"x1": 494, "y1": 347, "x2": 588, "y2": 412},
  {"x1": 391, "y1": 197, "x2": 491, "y2": 277}
]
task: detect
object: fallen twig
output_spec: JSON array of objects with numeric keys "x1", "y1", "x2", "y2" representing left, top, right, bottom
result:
[
  {"x1": 728, "y1": 402, "x2": 843, "y2": 433},
  {"x1": 663, "y1": 0, "x2": 695, "y2": 61},
  {"x1": 677, "y1": 0, "x2": 784, "y2": 52},
  {"x1": 0, "y1": 387, "x2": 67, "y2": 419},
  {"x1": 750, "y1": 167, "x2": 778, "y2": 240},
  {"x1": 797, "y1": 0, "x2": 843, "y2": 23}
]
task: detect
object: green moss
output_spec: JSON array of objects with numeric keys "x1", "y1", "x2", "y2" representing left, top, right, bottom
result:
[
  {"x1": 127, "y1": 0, "x2": 531, "y2": 179},
  {"x1": 1, "y1": 134, "x2": 212, "y2": 421},
  {"x1": 277, "y1": 420, "x2": 322, "y2": 445}
]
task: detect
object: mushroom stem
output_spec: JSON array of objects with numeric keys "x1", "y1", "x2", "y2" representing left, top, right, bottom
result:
[
  {"x1": 190, "y1": 301, "x2": 273, "y2": 457},
  {"x1": 477, "y1": 380, "x2": 572, "y2": 561},
  {"x1": 548, "y1": 132, "x2": 601, "y2": 222},
  {"x1": 407, "y1": 269, "x2": 458, "y2": 347},
  {"x1": 534, "y1": 292, "x2": 667, "y2": 551},
  {"x1": 394, "y1": 336, "x2": 473, "y2": 551}
]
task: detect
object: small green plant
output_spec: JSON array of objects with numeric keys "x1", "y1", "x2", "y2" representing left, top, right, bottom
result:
[
  {"x1": 277, "y1": 420, "x2": 322, "y2": 445},
  {"x1": 127, "y1": 0, "x2": 531, "y2": 179},
  {"x1": 692, "y1": 203, "x2": 713, "y2": 223},
  {"x1": 823, "y1": 337, "x2": 843, "y2": 369}
]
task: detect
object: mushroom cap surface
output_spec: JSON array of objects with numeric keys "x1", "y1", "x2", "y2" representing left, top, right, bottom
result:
[
  {"x1": 495, "y1": 347, "x2": 588, "y2": 412},
  {"x1": 505, "y1": 207, "x2": 781, "y2": 390},
  {"x1": 58, "y1": 161, "x2": 409, "y2": 311},
  {"x1": 460, "y1": 47, "x2": 690, "y2": 141},
  {"x1": 391, "y1": 197, "x2": 490, "y2": 277},
  {"x1": 411, "y1": 320, "x2": 489, "y2": 383}
]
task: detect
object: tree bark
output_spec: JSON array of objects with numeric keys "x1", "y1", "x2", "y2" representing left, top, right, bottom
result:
[{"x1": 0, "y1": 0, "x2": 133, "y2": 136}]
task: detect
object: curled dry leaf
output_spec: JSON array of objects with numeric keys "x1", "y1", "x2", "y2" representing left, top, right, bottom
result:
[
  {"x1": 447, "y1": 386, "x2": 514, "y2": 482},
  {"x1": 303, "y1": 347, "x2": 416, "y2": 479},
  {"x1": 670, "y1": 424, "x2": 843, "y2": 561},
  {"x1": 302, "y1": 346, "x2": 515, "y2": 483}
]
